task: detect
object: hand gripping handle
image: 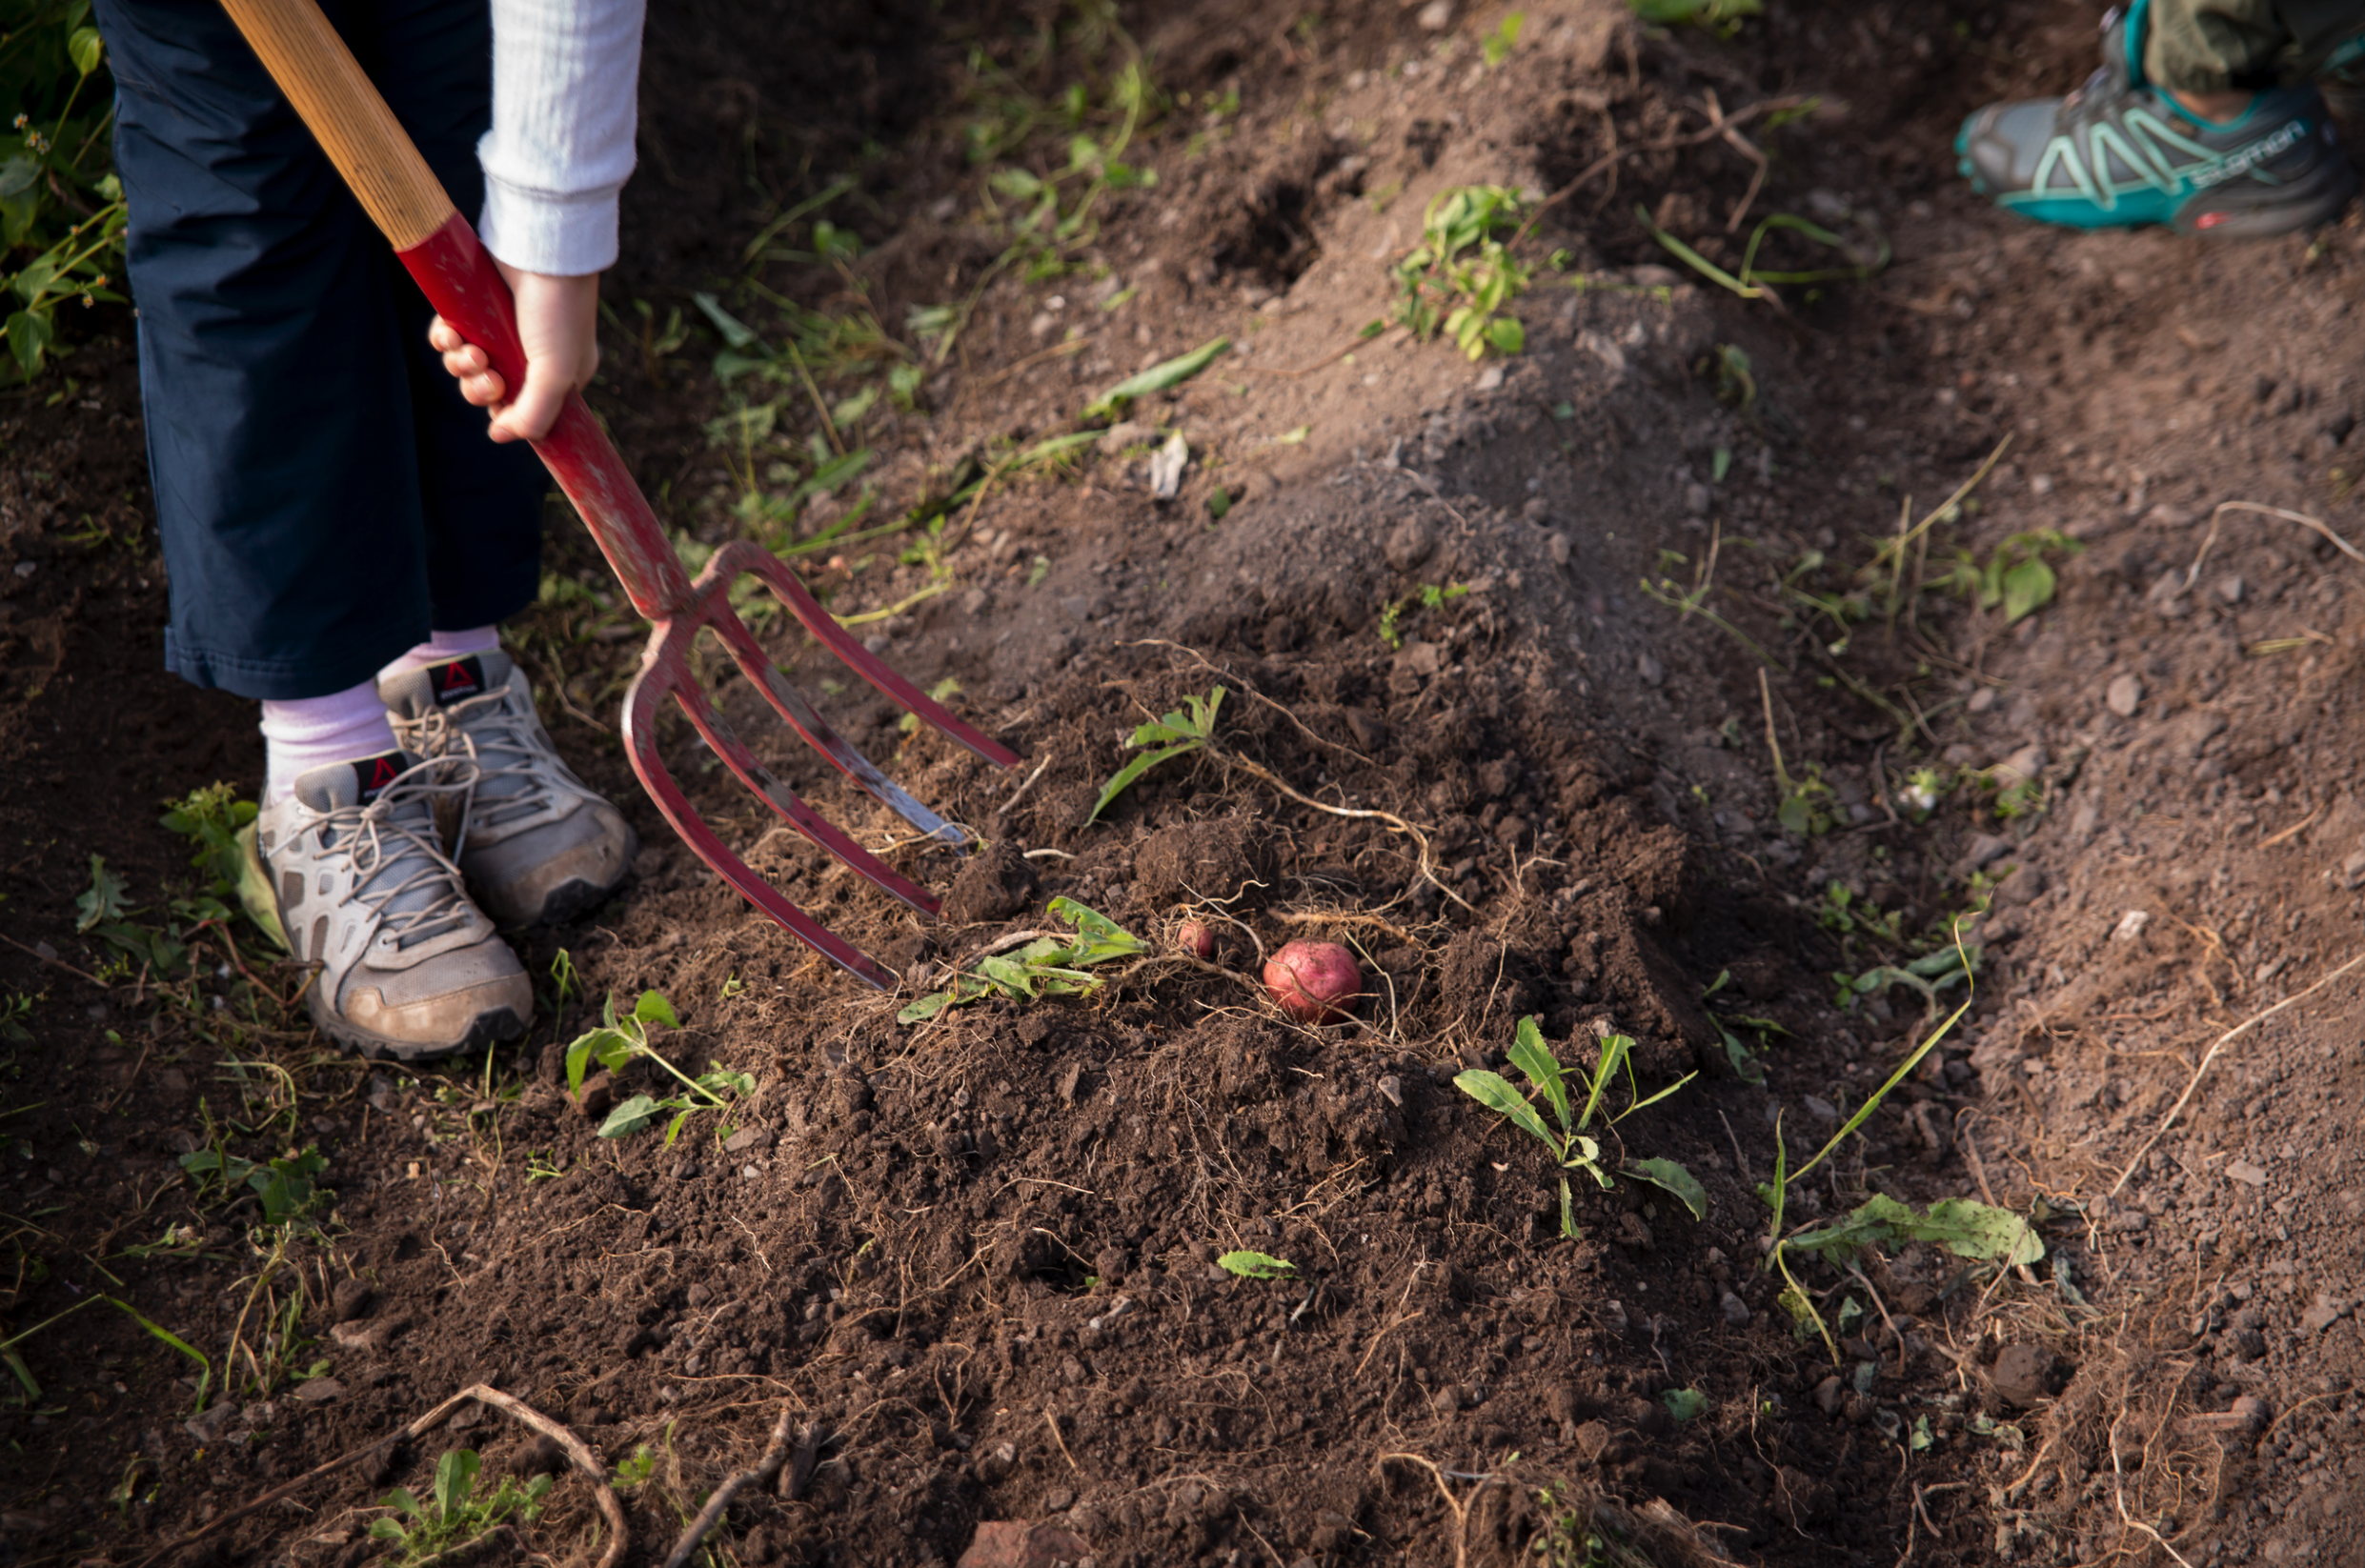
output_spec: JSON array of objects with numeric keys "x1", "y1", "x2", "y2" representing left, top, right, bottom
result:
[{"x1": 214, "y1": 0, "x2": 697, "y2": 619}]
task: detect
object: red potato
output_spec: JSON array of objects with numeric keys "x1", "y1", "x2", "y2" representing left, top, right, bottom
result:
[
  {"x1": 1263, "y1": 939, "x2": 1362, "y2": 1025},
  {"x1": 1176, "y1": 919, "x2": 1218, "y2": 961}
]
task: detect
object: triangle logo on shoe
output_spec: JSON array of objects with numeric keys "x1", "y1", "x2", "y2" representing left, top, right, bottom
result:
[
  {"x1": 432, "y1": 656, "x2": 486, "y2": 706},
  {"x1": 351, "y1": 753, "x2": 404, "y2": 805}
]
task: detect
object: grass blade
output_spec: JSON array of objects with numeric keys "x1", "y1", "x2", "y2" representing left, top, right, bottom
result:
[
  {"x1": 1083, "y1": 336, "x2": 1230, "y2": 420},
  {"x1": 1085, "y1": 738, "x2": 1203, "y2": 824}
]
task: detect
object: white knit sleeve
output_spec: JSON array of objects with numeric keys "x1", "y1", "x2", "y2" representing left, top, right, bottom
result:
[{"x1": 475, "y1": 0, "x2": 646, "y2": 276}]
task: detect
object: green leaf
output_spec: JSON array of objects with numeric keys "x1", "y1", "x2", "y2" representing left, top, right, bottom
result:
[
  {"x1": 1624, "y1": 1157, "x2": 1708, "y2": 1219},
  {"x1": 1576, "y1": 1033, "x2": 1628, "y2": 1131},
  {"x1": 1506, "y1": 1016, "x2": 1569, "y2": 1133},
  {"x1": 1083, "y1": 336, "x2": 1230, "y2": 420},
  {"x1": 1662, "y1": 1387, "x2": 1708, "y2": 1423},
  {"x1": 597, "y1": 1095, "x2": 663, "y2": 1139},
  {"x1": 689, "y1": 292, "x2": 758, "y2": 350},
  {"x1": 74, "y1": 854, "x2": 128, "y2": 932},
  {"x1": 369, "y1": 1517, "x2": 409, "y2": 1539},
  {"x1": 662, "y1": 1108, "x2": 696, "y2": 1146},
  {"x1": 1453, "y1": 1069, "x2": 1558, "y2": 1151},
  {"x1": 632, "y1": 991, "x2": 678, "y2": 1029},
  {"x1": 1046, "y1": 896, "x2": 1145, "y2": 954},
  {"x1": 1558, "y1": 1173, "x2": 1579, "y2": 1239},
  {"x1": 68, "y1": 25, "x2": 103, "y2": 74},
  {"x1": 2000, "y1": 557, "x2": 2055, "y2": 623},
  {"x1": 1783, "y1": 1193, "x2": 2044, "y2": 1269},
  {"x1": 1485, "y1": 316, "x2": 1525, "y2": 354},
  {"x1": 433, "y1": 1447, "x2": 478, "y2": 1521},
  {"x1": 0, "y1": 158, "x2": 38, "y2": 201},
  {"x1": 564, "y1": 1032, "x2": 609, "y2": 1095},
  {"x1": 1216, "y1": 1250, "x2": 1297, "y2": 1279},
  {"x1": 1085, "y1": 738, "x2": 1203, "y2": 824},
  {"x1": 897, "y1": 990, "x2": 955, "y2": 1024}
]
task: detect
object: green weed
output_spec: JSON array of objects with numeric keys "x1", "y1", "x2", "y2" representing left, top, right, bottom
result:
[
  {"x1": 371, "y1": 1448, "x2": 553, "y2": 1564},
  {"x1": 1637, "y1": 206, "x2": 1886, "y2": 305},
  {"x1": 1627, "y1": 0, "x2": 1762, "y2": 30},
  {"x1": 1816, "y1": 882, "x2": 1903, "y2": 945},
  {"x1": 1699, "y1": 971, "x2": 1788, "y2": 1086},
  {"x1": 1377, "y1": 581, "x2": 1471, "y2": 650},
  {"x1": 897, "y1": 897, "x2": 1146, "y2": 1023},
  {"x1": 1385, "y1": 186, "x2": 1531, "y2": 360},
  {"x1": 1081, "y1": 334, "x2": 1227, "y2": 422},
  {"x1": 563, "y1": 991, "x2": 755, "y2": 1144},
  {"x1": 1484, "y1": 11, "x2": 1525, "y2": 66},
  {"x1": 1216, "y1": 1250, "x2": 1296, "y2": 1279},
  {"x1": 2, "y1": 0, "x2": 125, "y2": 379},
  {"x1": 176, "y1": 1144, "x2": 328, "y2": 1230},
  {"x1": 1935, "y1": 528, "x2": 2080, "y2": 624},
  {"x1": 1455, "y1": 1017, "x2": 1703, "y2": 1240},
  {"x1": 1086, "y1": 685, "x2": 1223, "y2": 824}
]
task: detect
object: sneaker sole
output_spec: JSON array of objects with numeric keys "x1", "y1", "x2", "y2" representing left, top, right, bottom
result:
[{"x1": 305, "y1": 993, "x2": 527, "y2": 1064}]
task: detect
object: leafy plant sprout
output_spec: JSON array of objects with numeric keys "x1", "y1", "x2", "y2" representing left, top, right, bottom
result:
[
  {"x1": 1086, "y1": 686, "x2": 1223, "y2": 824},
  {"x1": 1385, "y1": 185, "x2": 1532, "y2": 360},
  {"x1": 564, "y1": 991, "x2": 755, "y2": 1143},
  {"x1": 1455, "y1": 1017, "x2": 1703, "y2": 1239},
  {"x1": 371, "y1": 1448, "x2": 553, "y2": 1564},
  {"x1": 898, "y1": 898, "x2": 1147, "y2": 1023}
]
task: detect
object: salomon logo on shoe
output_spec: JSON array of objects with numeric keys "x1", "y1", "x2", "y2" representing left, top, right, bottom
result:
[{"x1": 432, "y1": 657, "x2": 487, "y2": 706}]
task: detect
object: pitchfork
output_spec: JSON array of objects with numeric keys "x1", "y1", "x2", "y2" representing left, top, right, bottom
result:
[{"x1": 217, "y1": 0, "x2": 1021, "y2": 989}]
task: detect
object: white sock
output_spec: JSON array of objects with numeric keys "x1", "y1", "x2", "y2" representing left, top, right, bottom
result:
[
  {"x1": 260, "y1": 680, "x2": 400, "y2": 804},
  {"x1": 376, "y1": 625, "x2": 502, "y2": 683}
]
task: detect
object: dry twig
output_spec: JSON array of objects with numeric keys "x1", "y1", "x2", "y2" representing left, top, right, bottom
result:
[{"x1": 662, "y1": 1407, "x2": 803, "y2": 1568}]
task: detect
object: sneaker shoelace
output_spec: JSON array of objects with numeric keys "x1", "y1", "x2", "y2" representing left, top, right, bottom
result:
[
  {"x1": 313, "y1": 761, "x2": 483, "y2": 953},
  {"x1": 405, "y1": 692, "x2": 594, "y2": 840}
]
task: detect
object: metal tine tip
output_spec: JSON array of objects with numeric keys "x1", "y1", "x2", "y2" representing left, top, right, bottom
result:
[
  {"x1": 658, "y1": 661, "x2": 940, "y2": 916},
  {"x1": 618, "y1": 671, "x2": 900, "y2": 990}
]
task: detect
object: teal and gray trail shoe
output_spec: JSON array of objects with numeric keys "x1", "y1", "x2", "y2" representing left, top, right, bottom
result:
[{"x1": 1957, "y1": 5, "x2": 2355, "y2": 238}]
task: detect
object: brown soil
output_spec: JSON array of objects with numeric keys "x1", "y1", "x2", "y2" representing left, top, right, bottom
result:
[{"x1": 7, "y1": 1, "x2": 2365, "y2": 1565}]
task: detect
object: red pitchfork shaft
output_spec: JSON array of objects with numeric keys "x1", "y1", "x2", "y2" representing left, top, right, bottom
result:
[{"x1": 215, "y1": 0, "x2": 1020, "y2": 989}]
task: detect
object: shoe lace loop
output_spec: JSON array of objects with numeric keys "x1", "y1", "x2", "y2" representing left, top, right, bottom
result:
[
  {"x1": 406, "y1": 692, "x2": 594, "y2": 838},
  {"x1": 316, "y1": 759, "x2": 482, "y2": 952}
]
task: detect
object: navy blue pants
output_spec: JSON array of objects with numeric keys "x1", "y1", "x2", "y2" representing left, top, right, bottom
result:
[{"x1": 96, "y1": 0, "x2": 547, "y2": 701}]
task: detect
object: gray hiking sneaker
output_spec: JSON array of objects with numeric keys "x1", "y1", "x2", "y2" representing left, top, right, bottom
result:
[
  {"x1": 1957, "y1": 6, "x2": 2355, "y2": 237},
  {"x1": 258, "y1": 753, "x2": 533, "y2": 1061},
  {"x1": 379, "y1": 652, "x2": 637, "y2": 926}
]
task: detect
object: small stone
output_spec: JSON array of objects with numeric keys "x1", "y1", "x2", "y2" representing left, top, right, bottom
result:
[
  {"x1": 2112, "y1": 910, "x2": 2151, "y2": 943},
  {"x1": 2227, "y1": 1159, "x2": 2270, "y2": 1187},
  {"x1": 2106, "y1": 673, "x2": 2143, "y2": 717},
  {"x1": 575, "y1": 1071, "x2": 617, "y2": 1121},
  {"x1": 957, "y1": 1520, "x2": 1093, "y2": 1568},
  {"x1": 1719, "y1": 1291, "x2": 1750, "y2": 1328},
  {"x1": 1377, "y1": 1074, "x2": 1404, "y2": 1107},
  {"x1": 184, "y1": 1400, "x2": 239, "y2": 1445},
  {"x1": 1991, "y1": 1342, "x2": 2061, "y2": 1408},
  {"x1": 1802, "y1": 1096, "x2": 1839, "y2": 1126},
  {"x1": 2216, "y1": 574, "x2": 2246, "y2": 605},
  {"x1": 1967, "y1": 686, "x2": 1997, "y2": 714},
  {"x1": 1636, "y1": 653, "x2": 1665, "y2": 687},
  {"x1": 1959, "y1": 834, "x2": 2011, "y2": 872},
  {"x1": 1473, "y1": 363, "x2": 1505, "y2": 392},
  {"x1": 1042, "y1": 1486, "x2": 1076, "y2": 1513},
  {"x1": 1385, "y1": 518, "x2": 1436, "y2": 572},
  {"x1": 2229, "y1": 1394, "x2": 2274, "y2": 1431},
  {"x1": 722, "y1": 1126, "x2": 772, "y2": 1155},
  {"x1": 1546, "y1": 533, "x2": 1571, "y2": 567},
  {"x1": 293, "y1": 1377, "x2": 345, "y2": 1404},
  {"x1": 1415, "y1": 0, "x2": 1453, "y2": 29},
  {"x1": 1813, "y1": 1377, "x2": 1844, "y2": 1416},
  {"x1": 331, "y1": 1277, "x2": 374, "y2": 1323},
  {"x1": 1682, "y1": 482, "x2": 1711, "y2": 516}
]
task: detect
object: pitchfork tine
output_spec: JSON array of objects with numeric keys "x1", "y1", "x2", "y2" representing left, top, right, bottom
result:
[
  {"x1": 713, "y1": 543, "x2": 1021, "y2": 770},
  {"x1": 705, "y1": 607, "x2": 968, "y2": 848},
  {"x1": 656, "y1": 640, "x2": 940, "y2": 916},
  {"x1": 620, "y1": 673, "x2": 900, "y2": 990}
]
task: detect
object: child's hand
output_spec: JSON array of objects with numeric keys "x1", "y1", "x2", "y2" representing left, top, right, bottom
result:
[{"x1": 427, "y1": 265, "x2": 601, "y2": 444}]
